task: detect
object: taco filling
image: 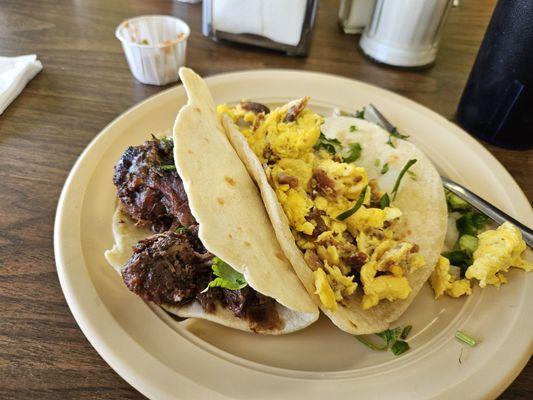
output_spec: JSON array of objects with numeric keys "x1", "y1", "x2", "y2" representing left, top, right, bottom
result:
[
  {"x1": 219, "y1": 99, "x2": 426, "y2": 311},
  {"x1": 112, "y1": 137, "x2": 282, "y2": 332}
]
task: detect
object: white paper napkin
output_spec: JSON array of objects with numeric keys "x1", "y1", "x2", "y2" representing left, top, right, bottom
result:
[
  {"x1": 0, "y1": 54, "x2": 43, "y2": 115},
  {"x1": 212, "y1": 0, "x2": 307, "y2": 46}
]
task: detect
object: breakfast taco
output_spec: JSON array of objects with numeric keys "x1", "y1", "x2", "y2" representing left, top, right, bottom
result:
[
  {"x1": 218, "y1": 95, "x2": 448, "y2": 334},
  {"x1": 104, "y1": 69, "x2": 319, "y2": 334}
]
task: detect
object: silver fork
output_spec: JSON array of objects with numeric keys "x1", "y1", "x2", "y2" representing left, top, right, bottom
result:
[{"x1": 365, "y1": 104, "x2": 533, "y2": 247}]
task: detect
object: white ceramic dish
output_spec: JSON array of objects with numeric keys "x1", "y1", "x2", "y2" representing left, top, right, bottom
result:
[{"x1": 54, "y1": 70, "x2": 532, "y2": 400}]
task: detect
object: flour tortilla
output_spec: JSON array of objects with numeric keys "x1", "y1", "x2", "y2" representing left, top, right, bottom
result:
[
  {"x1": 105, "y1": 205, "x2": 315, "y2": 334},
  {"x1": 104, "y1": 68, "x2": 320, "y2": 335},
  {"x1": 222, "y1": 110, "x2": 447, "y2": 334}
]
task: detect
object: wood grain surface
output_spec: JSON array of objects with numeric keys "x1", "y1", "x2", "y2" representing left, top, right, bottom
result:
[{"x1": 0, "y1": 0, "x2": 531, "y2": 398}]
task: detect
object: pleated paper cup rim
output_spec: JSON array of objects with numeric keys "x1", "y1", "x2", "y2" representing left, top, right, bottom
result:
[{"x1": 115, "y1": 15, "x2": 190, "y2": 49}]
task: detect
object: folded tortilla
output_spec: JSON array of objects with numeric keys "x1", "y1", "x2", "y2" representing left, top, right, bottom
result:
[
  {"x1": 221, "y1": 103, "x2": 447, "y2": 334},
  {"x1": 105, "y1": 68, "x2": 319, "y2": 335}
]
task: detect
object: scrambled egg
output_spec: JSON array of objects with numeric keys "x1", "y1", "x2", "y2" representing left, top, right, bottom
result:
[
  {"x1": 430, "y1": 256, "x2": 472, "y2": 299},
  {"x1": 431, "y1": 222, "x2": 531, "y2": 299},
  {"x1": 466, "y1": 222, "x2": 532, "y2": 287},
  {"x1": 219, "y1": 99, "x2": 425, "y2": 310}
]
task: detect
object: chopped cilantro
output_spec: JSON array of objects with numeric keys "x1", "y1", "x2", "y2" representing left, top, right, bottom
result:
[
  {"x1": 377, "y1": 327, "x2": 402, "y2": 347},
  {"x1": 385, "y1": 128, "x2": 409, "y2": 148},
  {"x1": 176, "y1": 226, "x2": 188, "y2": 234},
  {"x1": 391, "y1": 340, "x2": 410, "y2": 355},
  {"x1": 400, "y1": 325, "x2": 412, "y2": 339},
  {"x1": 160, "y1": 164, "x2": 176, "y2": 171},
  {"x1": 354, "y1": 107, "x2": 365, "y2": 119},
  {"x1": 355, "y1": 325, "x2": 413, "y2": 356},
  {"x1": 337, "y1": 186, "x2": 368, "y2": 221},
  {"x1": 391, "y1": 159, "x2": 417, "y2": 200},
  {"x1": 342, "y1": 143, "x2": 362, "y2": 163},
  {"x1": 380, "y1": 163, "x2": 389, "y2": 175},
  {"x1": 374, "y1": 159, "x2": 381, "y2": 167},
  {"x1": 314, "y1": 132, "x2": 341, "y2": 154},
  {"x1": 159, "y1": 135, "x2": 173, "y2": 151},
  {"x1": 202, "y1": 257, "x2": 247, "y2": 292},
  {"x1": 349, "y1": 125, "x2": 357, "y2": 132}
]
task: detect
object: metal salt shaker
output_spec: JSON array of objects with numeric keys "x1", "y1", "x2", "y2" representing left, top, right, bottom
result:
[{"x1": 360, "y1": 0, "x2": 453, "y2": 68}]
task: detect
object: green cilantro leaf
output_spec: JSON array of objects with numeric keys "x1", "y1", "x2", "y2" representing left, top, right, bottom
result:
[
  {"x1": 202, "y1": 257, "x2": 247, "y2": 292},
  {"x1": 381, "y1": 163, "x2": 389, "y2": 175},
  {"x1": 354, "y1": 107, "x2": 365, "y2": 119},
  {"x1": 355, "y1": 325, "x2": 413, "y2": 356},
  {"x1": 342, "y1": 143, "x2": 362, "y2": 163},
  {"x1": 314, "y1": 133, "x2": 341, "y2": 154},
  {"x1": 391, "y1": 340, "x2": 410, "y2": 355},
  {"x1": 160, "y1": 165, "x2": 176, "y2": 171},
  {"x1": 377, "y1": 327, "x2": 401, "y2": 347},
  {"x1": 349, "y1": 125, "x2": 358, "y2": 132},
  {"x1": 159, "y1": 135, "x2": 173, "y2": 151},
  {"x1": 385, "y1": 127, "x2": 409, "y2": 148},
  {"x1": 400, "y1": 325, "x2": 412, "y2": 340}
]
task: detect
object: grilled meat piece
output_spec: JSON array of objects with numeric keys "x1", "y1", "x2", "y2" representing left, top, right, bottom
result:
[
  {"x1": 223, "y1": 287, "x2": 282, "y2": 332},
  {"x1": 121, "y1": 230, "x2": 282, "y2": 331},
  {"x1": 113, "y1": 137, "x2": 195, "y2": 232},
  {"x1": 121, "y1": 231, "x2": 214, "y2": 307}
]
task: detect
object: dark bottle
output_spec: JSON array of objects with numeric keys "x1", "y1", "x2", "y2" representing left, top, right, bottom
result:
[{"x1": 456, "y1": 0, "x2": 533, "y2": 150}]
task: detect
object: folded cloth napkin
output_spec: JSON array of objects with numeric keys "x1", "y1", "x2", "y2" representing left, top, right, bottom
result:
[{"x1": 0, "y1": 54, "x2": 42, "y2": 115}]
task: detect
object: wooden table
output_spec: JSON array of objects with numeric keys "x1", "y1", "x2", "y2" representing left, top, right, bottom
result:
[{"x1": 0, "y1": 0, "x2": 531, "y2": 398}]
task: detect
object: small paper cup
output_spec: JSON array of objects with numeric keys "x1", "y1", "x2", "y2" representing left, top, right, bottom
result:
[{"x1": 116, "y1": 15, "x2": 190, "y2": 86}]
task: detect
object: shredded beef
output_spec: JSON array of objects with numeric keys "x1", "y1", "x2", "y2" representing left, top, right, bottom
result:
[
  {"x1": 121, "y1": 228, "x2": 282, "y2": 331},
  {"x1": 115, "y1": 137, "x2": 283, "y2": 331},
  {"x1": 121, "y1": 231, "x2": 214, "y2": 306},
  {"x1": 223, "y1": 287, "x2": 282, "y2": 332},
  {"x1": 113, "y1": 137, "x2": 196, "y2": 232}
]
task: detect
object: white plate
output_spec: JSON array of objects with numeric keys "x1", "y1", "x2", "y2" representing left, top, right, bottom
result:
[{"x1": 54, "y1": 70, "x2": 533, "y2": 400}]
